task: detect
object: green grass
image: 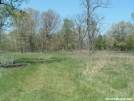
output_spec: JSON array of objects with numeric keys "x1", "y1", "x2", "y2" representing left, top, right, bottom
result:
[{"x1": 0, "y1": 51, "x2": 134, "y2": 101}]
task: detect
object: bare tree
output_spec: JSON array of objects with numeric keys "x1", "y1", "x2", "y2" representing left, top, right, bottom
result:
[
  {"x1": 132, "y1": 13, "x2": 134, "y2": 22},
  {"x1": 41, "y1": 9, "x2": 61, "y2": 52},
  {"x1": 81, "y1": 0, "x2": 110, "y2": 54},
  {"x1": 73, "y1": 13, "x2": 86, "y2": 52},
  {"x1": 24, "y1": 8, "x2": 41, "y2": 52},
  {"x1": 24, "y1": 8, "x2": 40, "y2": 34}
]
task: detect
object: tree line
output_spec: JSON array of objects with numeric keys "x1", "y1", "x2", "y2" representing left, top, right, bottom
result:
[
  {"x1": 0, "y1": 0, "x2": 134, "y2": 53},
  {"x1": 96, "y1": 21, "x2": 134, "y2": 51}
]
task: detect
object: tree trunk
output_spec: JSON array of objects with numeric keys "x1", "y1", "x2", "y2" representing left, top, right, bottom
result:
[
  {"x1": 91, "y1": 42, "x2": 94, "y2": 53},
  {"x1": 0, "y1": 63, "x2": 30, "y2": 68},
  {"x1": 88, "y1": 33, "x2": 91, "y2": 55},
  {"x1": 91, "y1": 28, "x2": 95, "y2": 53},
  {"x1": 46, "y1": 39, "x2": 48, "y2": 52}
]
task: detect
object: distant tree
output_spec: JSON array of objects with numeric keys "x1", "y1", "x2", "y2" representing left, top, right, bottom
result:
[
  {"x1": 8, "y1": 30, "x2": 18, "y2": 52},
  {"x1": 106, "y1": 30, "x2": 115, "y2": 50},
  {"x1": 106, "y1": 21, "x2": 134, "y2": 51},
  {"x1": 24, "y1": 8, "x2": 41, "y2": 52},
  {"x1": 12, "y1": 11, "x2": 34, "y2": 52},
  {"x1": 62, "y1": 18, "x2": 75, "y2": 51},
  {"x1": 24, "y1": 8, "x2": 40, "y2": 34},
  {"x1": 80, "y1": 0, "x2": 110, "y2": 54},
  {"x1": 0, "y1": 0, "x2": 29, "y2": 52},
  {"x1": 73, "y1": 13, "x2": 86, "y2": 51},
  {"x1": 126, "y1": 37, "x2": 134, "y2": 50},
  {"x1": 0, "y1": 32, "x2": 9, "y2": 51},
  {"x1": 96, "y1": 34, "x2": 106, "y2": 50},
  {"x1": 40, "y1": 9, "x2": 61, "y2": 52}
]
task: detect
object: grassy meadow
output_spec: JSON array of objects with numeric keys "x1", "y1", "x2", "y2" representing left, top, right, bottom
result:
[{"x1": 0, "y1": 51, "x2": 134, "y2": 101}]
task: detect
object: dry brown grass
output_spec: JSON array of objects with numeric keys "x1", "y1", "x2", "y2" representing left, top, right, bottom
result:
[{"x1": 70, "y1": 51, "x2": 134, "y2": 80}]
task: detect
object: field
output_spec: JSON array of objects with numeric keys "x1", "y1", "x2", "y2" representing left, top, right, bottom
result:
[{"x1": 0, "y1": 51, "x2": 134, "y2": 101}]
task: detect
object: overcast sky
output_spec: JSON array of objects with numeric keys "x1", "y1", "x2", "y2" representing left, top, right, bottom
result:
[{"x1": 21, "y1": 0, "x2": 134, "y2": 33}]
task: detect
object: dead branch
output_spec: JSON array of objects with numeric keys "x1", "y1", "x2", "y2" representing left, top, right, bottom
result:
[{"x1": 0, "y1": 63, "x2": 30, "y2": 68}]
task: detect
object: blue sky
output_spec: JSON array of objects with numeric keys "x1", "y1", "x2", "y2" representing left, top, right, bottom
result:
[{"x1": 21, "y1": 0, "x2": 134, "y2": 33}]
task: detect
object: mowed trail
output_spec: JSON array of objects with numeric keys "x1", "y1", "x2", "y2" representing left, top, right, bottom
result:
[
  {"x1": 25, "y1": 55, "x2": 52, "y2": 91},
  {"x1": 20, "y1": 54, "x2": 77, "y2": 100}
]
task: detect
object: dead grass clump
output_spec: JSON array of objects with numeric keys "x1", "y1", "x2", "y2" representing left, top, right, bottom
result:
[{"x1": 82, "y1": 51, "x2": 134, "y2": 79}]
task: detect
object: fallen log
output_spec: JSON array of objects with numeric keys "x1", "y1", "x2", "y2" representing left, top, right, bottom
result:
[{"x1": 0, "y1": 63, "x2": 30, "y2": 68}]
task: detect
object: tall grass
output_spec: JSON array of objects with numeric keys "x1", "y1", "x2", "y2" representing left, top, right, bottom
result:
[{"x1": 0, "y1": 51, "x2": 133, "y2": 101}]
